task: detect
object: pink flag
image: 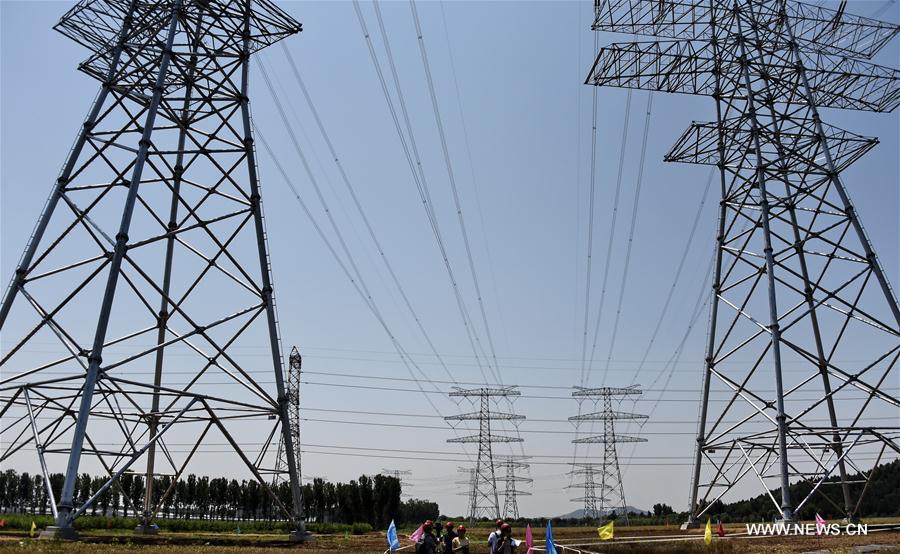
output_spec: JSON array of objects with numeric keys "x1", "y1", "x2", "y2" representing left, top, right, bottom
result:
[
  {"x1": 815, "y1": 513, "x2": 827, "y2": 535},
  {"x1": 525, "y1": 524, "x2": 534, "y2": 554},
  {"x1": 408, "y1": 525, "x2": 424, "y2": 542}
]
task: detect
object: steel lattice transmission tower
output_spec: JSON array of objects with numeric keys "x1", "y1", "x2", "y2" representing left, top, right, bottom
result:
[
  {"x1": 495, "y1": 455, "x2": 532, "y2": 520},
  {"x1": 456, "y1": 467, "x2": 477, "y2": 519},
  {"x1": 381, "y1": 468, "x2": 413, "y2": 498},
  {"x1": 566, "y1": 463, "x2": 602, "y2": 520},
  {"x1": 445, "y1": 386, "x2": 524, "y2": 522},
  {"x1": 569, "y1": 386, "x2": 647, "y2": 522},
  {"x1": 586, "y1": 0, "x2": 900, "y2": 525},
  {"x1": 0, "y1": 0, "x2": 309, "y2": 541},
  {"x1": 273, "y1": 347, "x2": 303, "y2": 489}
]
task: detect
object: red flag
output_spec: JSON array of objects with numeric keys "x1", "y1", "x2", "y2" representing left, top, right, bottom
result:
[
  {"x1": 0, "y1": 518, "x2": 5, "y2": 528},
  {"x1": 716, "y1": 520, "x2": 725, "y2": 537}
]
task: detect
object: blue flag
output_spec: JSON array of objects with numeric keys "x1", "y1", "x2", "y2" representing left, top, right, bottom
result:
[
  {"x1": 387, "y1": 519, "x2": 400, "y2": 551},
  {"x1": 545, "y1": 521, "x2": 557, "y2": 554}
]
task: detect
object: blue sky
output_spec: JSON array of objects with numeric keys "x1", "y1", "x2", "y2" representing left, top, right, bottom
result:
[{"x1": 1, "y1": 0, "x2": 898, "y2": 518}]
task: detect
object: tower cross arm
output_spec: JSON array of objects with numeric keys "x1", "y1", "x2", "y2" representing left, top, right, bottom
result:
[
  {"x1": 447, "y1": 434, "x2": 524, "y2": 444},
  {"x1": 586, "y1": 39, "x2": 900, "y2": 112},
  {"x1": 572, "y1": 434, "x2": 648, "y2": 444},
  {"x1": 573, "y1": 385, "x2": 643, "y2": 398},
  {"x1": 445, "y1": 411, "x2": 525, "y2": 421},
  {"x1": 449, "y1": 386, "x2": 521, "y2": 397},
  {"x1": 569, "y1": 410, "x2": 648, "y2": 422},
  {"x1": 55, "y1": 0, "x2": 302, "y2": 56},
  {"x1": 593, "y1": 0, "x2": 898, "y2": 59}
]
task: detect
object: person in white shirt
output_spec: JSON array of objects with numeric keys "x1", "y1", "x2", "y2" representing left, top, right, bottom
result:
[{"x1": 487, "y1": 519, "x2": 504, "y2": 551}]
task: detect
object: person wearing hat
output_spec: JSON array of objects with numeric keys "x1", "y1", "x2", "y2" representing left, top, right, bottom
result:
[
  {"x1": 487, "y1": 519, "x2": 504, "y2": 551},
  {"x1": 442, "y1": 521, "x2": 457, "y2": 554},
  {"x1": 492, "y1": 523, "x2": 518, "y2": 554},
  {"x1": 452, "y1": 525, "x2": 470, "y2": 554},
  {"x1": 415, "y1": 520, "x2": 439, "y2": 554}
]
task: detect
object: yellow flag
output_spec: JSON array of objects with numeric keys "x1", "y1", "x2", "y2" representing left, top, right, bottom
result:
[
  {"x1": 30, "y1": 521, "x2": 36, "y2": 537},
  {"x1": 597, "y1": 521, "x2": 614, "y2": 540},
  {"x1": 704, "y1": 518, "x2": 712, "y2": 545}
]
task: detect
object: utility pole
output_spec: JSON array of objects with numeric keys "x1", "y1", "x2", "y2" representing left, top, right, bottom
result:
[
  {"x1": 495, "y1": 455, "x2": 532, "y2": 520},
  {"x1": 446, "y1": 386, "x2": 524, "y2": 522},
  {"x1": 0, "y1": 0, "x2": 307, "y2": 541},
  {"x1": 587, "y1": 0, "x2": 900, "y2": 526},
  {"x1": 569, "y1": 386, "x2": 646, "y2": 523}
]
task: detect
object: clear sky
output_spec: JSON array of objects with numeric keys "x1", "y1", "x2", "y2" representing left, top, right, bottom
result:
[{"x1": 1, "y1": 0, "x2": 898, "y2": 519}]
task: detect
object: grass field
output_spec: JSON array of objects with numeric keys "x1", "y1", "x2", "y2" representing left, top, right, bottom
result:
[{"x1": 1, "y1": 521, "x2": 898, "y2": 553}]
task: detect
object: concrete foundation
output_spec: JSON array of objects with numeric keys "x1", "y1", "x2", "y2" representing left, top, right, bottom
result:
[
  {"x1": 38, "y1": 526, "x2": 79, "y2": 540},
  {"x1": 290, "y1": 529, "x2": 315, "y2": 543}
]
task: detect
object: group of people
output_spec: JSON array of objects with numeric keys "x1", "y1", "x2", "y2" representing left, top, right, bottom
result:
[{"x1": 415, "y1": 519, "x2": 519, "y2": 554}]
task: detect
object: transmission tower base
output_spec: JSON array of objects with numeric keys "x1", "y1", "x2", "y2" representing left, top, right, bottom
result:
[
  {"x1": 38, "y1": 526, "x2": 79, "y2": 541},
  {"x1": 133, "y1": 524, "x2": 160, "y2": 535},
  {"x1": 290, "y1": 529, "x2": 315, "y2": 543},
  {"x1": 680, "y1": 520, "x2": 701, "y2": 530}
]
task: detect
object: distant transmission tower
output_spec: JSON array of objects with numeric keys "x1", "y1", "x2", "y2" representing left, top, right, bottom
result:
[
  {"x1": 495, "y1": 455, "x2": 532, "y2": 520},
  {"x1": 570, "y1": 386, "x2": 646, "y2": 522},
  {"x1": 381, "y1": 468, "x2": 413, "y2": 497},
  {"x1": 446, "y1": 386, "x2": 524, "y2": 522},
  {"x1": 566, "y1": 463, "x2": 602, "y2": 520},
  {"x1": 588, "y1": 0, "x2": 900, "y2": 525},
  {"x1": 0, "y1": 0, "x2": 308, "y2": 541},
  {"x1": 456, "y1": 467, "x2": 477, "y2": 519},
  {"x1": 274, "y1": 347, "x2": 303, "y2": 489}
]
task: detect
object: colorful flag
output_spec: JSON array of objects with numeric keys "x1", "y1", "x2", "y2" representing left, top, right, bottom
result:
[
  {"x1": 545, "y1": 521, "x2": 558, "y2": 554},
  {"x1": 815, "y1": 513, "x2": 827, "y2": 535},
  {"x1": 408, "y1": 524, "x2": 424, "y2": 543},
  {"x1": 704, "y1": 518, "x2": 712, "y2": 545},
  {"x1": 598, "y1": 521, "x2": 614, "y2": 540},
  {"x1": 387, "y1": 520, "x2": 400, "y2": 551},
  {"x1": 525, "y1": 523, "x2": 534, "y2": 554},
  {"x1": 716, "y1": 520, "x2": 725, "y2": 537},
  {"x1": 30, "y1": 521, "x2": 37, "y2": 537}
]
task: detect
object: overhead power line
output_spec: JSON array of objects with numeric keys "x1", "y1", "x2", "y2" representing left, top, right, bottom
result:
[
  {"x1": 408, "y1": 0, "x2": 505, "y2": 385},
  {"x1": 276, "y1": 42, "x2": 458, "y2": 387},
  {"x1": 353, "y1": 0, "x2": 494, "y2": 384}
]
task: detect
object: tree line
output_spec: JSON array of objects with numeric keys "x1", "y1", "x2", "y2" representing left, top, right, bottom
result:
[{"x1": 0, "y1": 470, "x2": 437, "y2": 527}]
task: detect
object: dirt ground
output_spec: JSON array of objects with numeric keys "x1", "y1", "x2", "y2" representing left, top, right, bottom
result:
[{"x1": 0, "y1": 524, "x2": 898, "y2": 553}]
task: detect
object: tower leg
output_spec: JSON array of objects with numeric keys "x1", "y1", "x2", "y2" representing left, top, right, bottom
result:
[
  {"x1": 238, "y1": 5, "x2": 308, "y2": 541},
  {"x1": 49, "y1": 3, "x2": 183, "y2": 536}
]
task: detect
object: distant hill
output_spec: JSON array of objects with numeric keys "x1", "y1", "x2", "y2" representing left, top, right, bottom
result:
[{"x1": 555, "y1": 506, "x2": 646, "y2": 519}]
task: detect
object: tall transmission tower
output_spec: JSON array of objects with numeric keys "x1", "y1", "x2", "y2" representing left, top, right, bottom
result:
[
  {"x1": 381, "y1": 468, "x2": 413, "y2": 498},
  {"x1": 0, "y1": 0, "x2": 308, "y2": 541},
  {"x1": 445, "y1": 386, "x2": 524, "y2": 522},
  {"x1": 495, "y1": 455, "x2": 532, "y2": 520},
  {"x1": 273, "y1": 347, "x2": 303, "y2": 489},
  {"x1": 569, "y1": 386, "x2": 647, "y2": 522},
  {"x1": 587, "y1": 0, "x2": 900, "y2": 525}
]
